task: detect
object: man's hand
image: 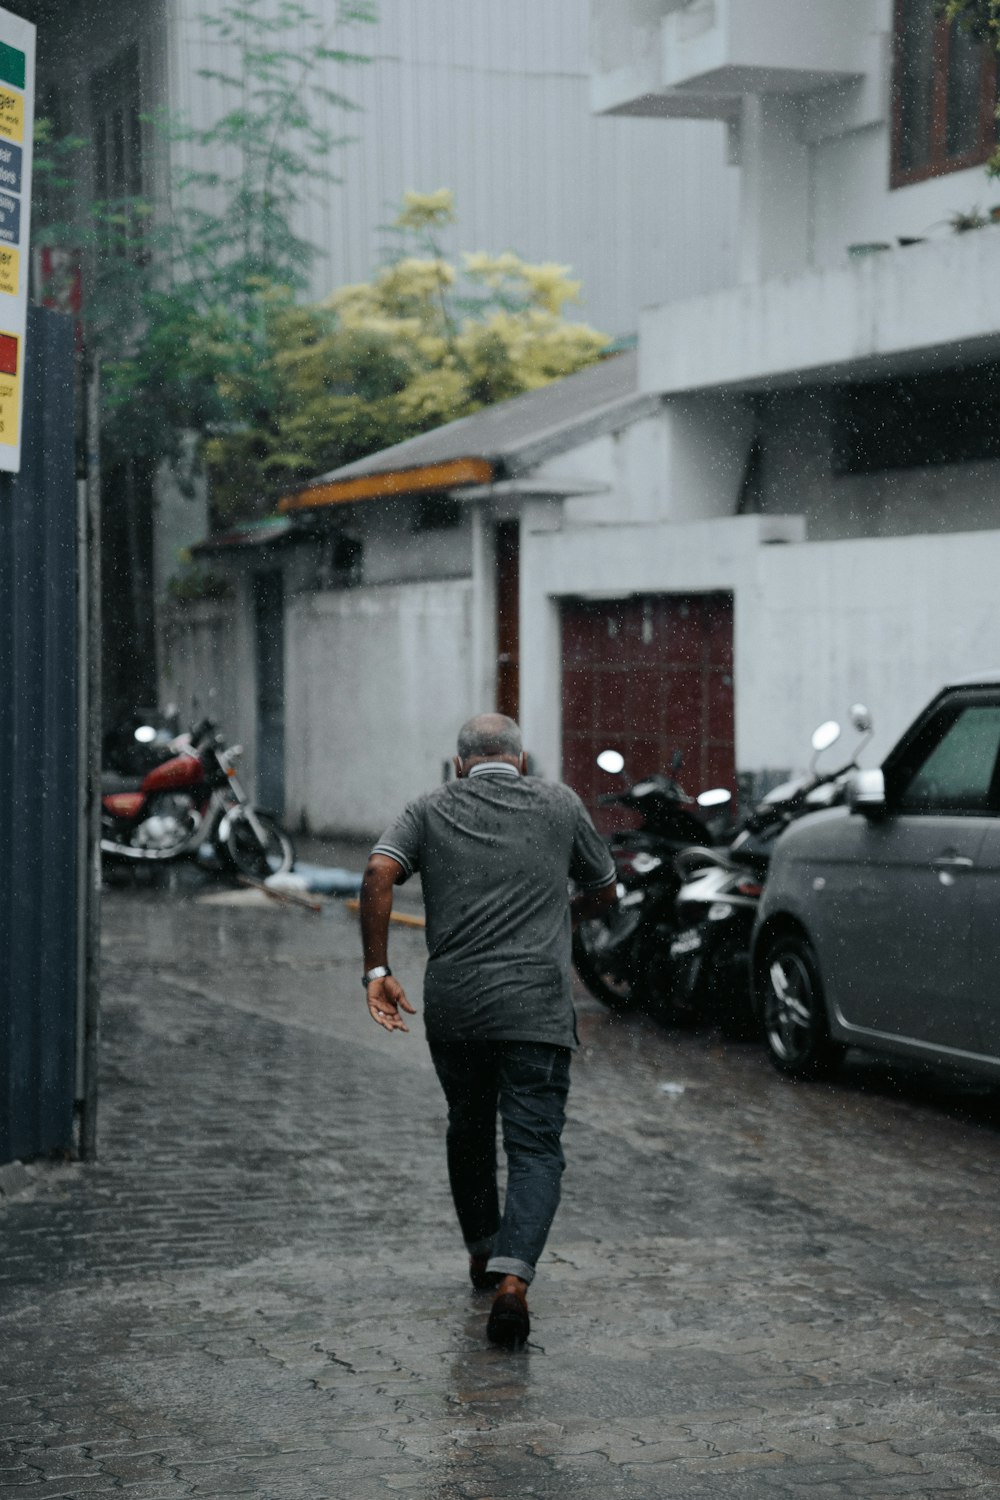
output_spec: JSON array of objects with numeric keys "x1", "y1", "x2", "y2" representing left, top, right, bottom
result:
[
  {"x1": 571, "y1": 880, "x2": 618, "y2": 928},
  {"x1": 366, "y1": 975, "x2": 416, "y2": 1033},
  {"x1": 360, "y1": 853, "x2": 416, "y2": 1034}
]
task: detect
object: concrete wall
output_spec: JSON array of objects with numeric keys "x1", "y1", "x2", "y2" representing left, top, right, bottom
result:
[
  {"x1": 357, "y1": 502, "x2": 474, "y2": 586},
  {"x1": 284, "y1": 580, "x2": 477, "y2": 838},
  {"x1": 521, "y1": 505, "x2": 1000, "y2": 791},
  {"x1": 593, "y1": 0, "x2": 1000, "y2": 292},
  {"x1": 755, "y1": 388, "x2": 1000, "y2": 541},
  {"x1": 751, "y1": 528, "x2": 1000, "y2": 770},
  {"x1": 160, "y1": 593, "x2": 257, "y2": 785}
]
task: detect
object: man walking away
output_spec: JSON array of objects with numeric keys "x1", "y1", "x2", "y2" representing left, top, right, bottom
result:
[{"x1": 360, "y1": 713, "x2": 617, "y2": 1347}]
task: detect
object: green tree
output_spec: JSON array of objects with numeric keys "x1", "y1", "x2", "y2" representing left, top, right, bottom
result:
[
  {"x1": 203, "y1": 190, "x2": 610, "y2": 517},
  {"x1": 32, "y1": 0, "x2": 376, "y2": 709},
  {"x1": 35, "y1": 0, "x2": 378, "y2": 478}
]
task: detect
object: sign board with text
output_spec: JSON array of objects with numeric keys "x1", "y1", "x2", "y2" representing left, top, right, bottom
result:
[{"x1": 0, "y1": 9, "x2": 33, "y2": 472}]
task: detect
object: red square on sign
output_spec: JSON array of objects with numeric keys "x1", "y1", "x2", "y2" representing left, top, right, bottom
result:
[{"x1": 0, "y1": 332, "x2": 16, "y2": 376}]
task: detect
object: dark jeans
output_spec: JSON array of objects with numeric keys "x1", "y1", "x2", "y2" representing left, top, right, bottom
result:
[{"x1": 428, "y1": 1039, "x2": 571, "y2": 1286}]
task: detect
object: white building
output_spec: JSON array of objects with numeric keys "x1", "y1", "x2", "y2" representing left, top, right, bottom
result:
[
  {"x1": 14, "y1": 0, "x2": 741, "y2": 723},
  {"x1": 573, "y1": 0, "x2": 1000, "y2": 779},
  {"x1": 165, "y1": 0, "x2": 1000, "y2": 834}
]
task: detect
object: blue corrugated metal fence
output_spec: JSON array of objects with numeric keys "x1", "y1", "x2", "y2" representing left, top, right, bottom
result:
[{"x1": 0, "y1": 306, "x2": 79, "y2": 1164}]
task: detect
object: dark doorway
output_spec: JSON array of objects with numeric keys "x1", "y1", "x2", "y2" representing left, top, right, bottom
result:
[
  {"x1": 561, "y1": 592, "x2": 736, "y2": 830},
  {"x1": 102, "y1": 456, "x2": 156, "y2": 722},
  {"x1": 496, "y1": 521, "x2": 520, "y2": 720},
  {"x1": 254, "y1": 571, "x2": 285, "y2": 815}
]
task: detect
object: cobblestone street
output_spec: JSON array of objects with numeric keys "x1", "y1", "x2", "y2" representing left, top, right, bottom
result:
[{"x1": 2, "y1": 882, "x2": 1000, "y2": 1498}]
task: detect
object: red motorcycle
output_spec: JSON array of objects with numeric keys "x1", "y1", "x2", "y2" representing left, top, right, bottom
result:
[{"x1": 101, "y1": 718, "x2": 295, "y2": 878}]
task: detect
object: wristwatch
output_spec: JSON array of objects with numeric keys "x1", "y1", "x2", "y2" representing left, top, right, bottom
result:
[{"x1": 362, "y1": 966, "x2": 392, "y2": 988}]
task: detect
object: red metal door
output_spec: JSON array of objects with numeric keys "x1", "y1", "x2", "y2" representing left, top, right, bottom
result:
[
  {"x1": 495, "y1": 521, "x2": 520, "y2": 721},
  {"x1": 561, "y1": 593, "x2": 735, "y2": 827}
]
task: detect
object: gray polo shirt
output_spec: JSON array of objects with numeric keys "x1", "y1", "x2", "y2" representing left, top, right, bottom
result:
[{"x1": 372, "y1": 764, "x2": 616, "y2": 1049}]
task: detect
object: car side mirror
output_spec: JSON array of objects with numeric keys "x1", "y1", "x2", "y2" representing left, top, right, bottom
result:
[{"x1": 847, "y1": 767, "x2": 886, "y2": 817}]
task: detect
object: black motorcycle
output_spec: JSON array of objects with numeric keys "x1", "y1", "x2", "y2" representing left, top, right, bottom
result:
[
  {"x1": 668, "y1": 705, "x2": 874, "y2": 1037},
  {"x1": 572, "y1": 750, "x2": 732, "y2": 1013}
]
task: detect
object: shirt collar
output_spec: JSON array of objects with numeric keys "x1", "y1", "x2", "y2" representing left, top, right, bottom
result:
[{"x1": 467, "y1": 761, "x2": 520, "y2": 780}]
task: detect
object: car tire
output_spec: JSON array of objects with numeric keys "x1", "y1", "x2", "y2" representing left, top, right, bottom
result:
[{"x1": 760, "y1": 930, "x2": 845, "y2": 1080}]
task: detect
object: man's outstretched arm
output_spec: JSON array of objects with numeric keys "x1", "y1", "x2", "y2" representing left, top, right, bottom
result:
[{"x1": 360, "y1": 854, "x2": 416, "y2": 1033}]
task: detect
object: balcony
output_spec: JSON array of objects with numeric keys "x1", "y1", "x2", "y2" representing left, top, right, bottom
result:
[
  {"x1": 591, "y1": 0, "x2": 871, "y2": 120},
  {"x1": 638, "y1": 229, "x2": 1000, "y2": 394}
]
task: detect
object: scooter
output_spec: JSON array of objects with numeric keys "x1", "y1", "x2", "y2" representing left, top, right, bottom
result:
[
  {"x1": 572, "y1": 748, "x2": 732, "y2": 1012},
  {"x1": 668, "y1": 705, "x2": 874, "y2": 1037},
  {"x1": 101, "y1": 717, "x2": 296, "y2": 879}
]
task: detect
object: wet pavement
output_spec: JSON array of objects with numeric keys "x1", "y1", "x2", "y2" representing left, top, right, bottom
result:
[{"x1": 2, "y1": 878, "x2": 1000, "y2": 1498}]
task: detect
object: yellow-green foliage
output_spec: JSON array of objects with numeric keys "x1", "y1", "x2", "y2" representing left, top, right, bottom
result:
[{"x1": 204, "y1": 191, "x2": 609, "y2": 518}]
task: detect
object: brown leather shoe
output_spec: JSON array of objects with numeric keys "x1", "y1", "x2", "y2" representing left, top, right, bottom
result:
[
  {"x1": 469, "y1": 1255, "x2": 498, "y2": 1292},
  {"x1": 486, "y1": 1276, "x2": 530, "y2": 1348}
]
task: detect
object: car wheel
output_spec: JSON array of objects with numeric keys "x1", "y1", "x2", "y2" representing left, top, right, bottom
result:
[{"x1": 760, "y1": 931, "x2": 845, "y2": 1080}]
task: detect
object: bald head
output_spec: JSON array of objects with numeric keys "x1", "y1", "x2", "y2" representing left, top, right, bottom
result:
[{"x1": 456, "y1": 713, "x2": 523, "y2": 763}]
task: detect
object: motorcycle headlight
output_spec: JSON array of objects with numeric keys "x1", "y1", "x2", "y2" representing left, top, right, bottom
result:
[
  {"x1": 631, "y1": 852, "x2": 662, "y2": 874},
  {"x1": 708, "y1": 902, "x2": 733, "y2": 921}
]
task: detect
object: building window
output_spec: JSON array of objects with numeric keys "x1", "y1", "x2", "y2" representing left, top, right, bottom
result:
[
  {"x1": 411, "y1": 495, "x2": 463, "y2": 532},
  {"x1": 90, "y1": 45, "x2": 146, "y2": 252},
  {"x1": 892, "y1": 0, "x2": 999, "y2": 187},
  {"x1": 831, "y1": 364, "x2": 1000, "y2": 474}
]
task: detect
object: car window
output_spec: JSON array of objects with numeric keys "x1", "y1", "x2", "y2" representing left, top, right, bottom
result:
[{"x1": 896, "y1": 704, "x2": 1000, "y2": 814}]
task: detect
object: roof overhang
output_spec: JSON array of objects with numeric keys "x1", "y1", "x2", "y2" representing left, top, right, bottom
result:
[{"x1": 279, "y1": 457, "x2": 495, "y2": 513}]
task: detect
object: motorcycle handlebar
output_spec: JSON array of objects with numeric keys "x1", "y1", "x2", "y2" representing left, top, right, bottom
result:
[
  {"x1": 189, "y1": 717, "x2": 218, "y2": 748},
  {"x1": 674, "y1": 845, "x2": 734, "y2": 880}
]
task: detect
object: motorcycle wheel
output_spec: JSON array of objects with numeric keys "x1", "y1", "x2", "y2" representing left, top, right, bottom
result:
[
  {"x1": 572, "y1": 908, "x2": 643, "y2": 1008},
  {"x1": 224, "y1": 812, "x2": 295, "y2": 880}
]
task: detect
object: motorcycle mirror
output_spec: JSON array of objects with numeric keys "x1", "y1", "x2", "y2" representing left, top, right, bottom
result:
[
  {"x1": 811, "y1": 720, "x2": 841, "y2": 754},
  {"x1": 697, "y1": 787, "x2": 731, "y2": 808},
  {"x1": 850, "y1": 703, "x2": 872, "y2": 735},
  {"x1": 133, "y1": 725, "x2": 158, "y2": 744},
  {"x1": 596, "y1": 749, "x2": 625, "y2": 775}
]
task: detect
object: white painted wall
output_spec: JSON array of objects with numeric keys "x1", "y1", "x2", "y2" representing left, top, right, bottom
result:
[
  {"x1": 755, "y1": 388, "x2": 1000, "y2": 541},
  {"x1": 284, "y1": 580, "x2": 477, "y2": 837},
  {"x1": 357, "y1": 502, "x2": 473, "y2": 586},
  {"x1": 593, "y1": 0, "x2": 1000, "y2": 292},
  {"x1": 160, "y1": 594, "x2": 258, "y2": 782},
  {"x1": 750, "y1": 529, "x2": 1000, "y2": 769}
]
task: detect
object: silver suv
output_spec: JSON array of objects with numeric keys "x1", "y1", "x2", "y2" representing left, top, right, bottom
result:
[{"x1": 752, "y1": 674, "x2": 1000, "y2": 1081}]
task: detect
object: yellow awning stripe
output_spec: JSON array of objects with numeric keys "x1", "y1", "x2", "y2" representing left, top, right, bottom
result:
[{"x1": 278, "y1": 457, "x2": 495, "y2": 512}]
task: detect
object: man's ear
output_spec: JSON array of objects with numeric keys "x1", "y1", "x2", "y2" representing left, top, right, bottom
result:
[
  {"x1": 519, "y1": 751, "x2": 528, "y2": 776},
  {"x1": 453, "y1": 755, "x2": 465, "y2": 779}
]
